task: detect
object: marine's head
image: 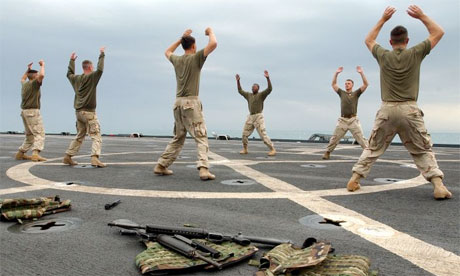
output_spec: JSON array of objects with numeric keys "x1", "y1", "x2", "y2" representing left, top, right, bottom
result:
[
  {"x1": 252, "y1": 83, "x2": 260, "y2": 93},
  {"x1": 82, "y1": 60, "x2": 94, "y2": 73},
  {"x1": 181, "y1": 35, "x2": 197, "y2": 53},
  {"x1": 390, "y1": 25, "x2": 409, "y2": 49},
  {"x1": 27, "y1": 69, "x2": 38, "y2": 80},
  {"x1": 345, "y1": 79, "x2": 354, "y2": 91}
]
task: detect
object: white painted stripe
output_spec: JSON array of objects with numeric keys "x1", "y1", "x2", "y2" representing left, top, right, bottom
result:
[
  {"x1": 4, "y1": 150, "x2": 459, "y2": 275},
  {"x1": 290, "y1": 196, "x2": 460, "y2": 276},
  {"x1": 209, "y1": 151, "x2": 460, "y2": 276},
  {"x1": 0, "y1": 185, "x2": 48, "y2": 195}
]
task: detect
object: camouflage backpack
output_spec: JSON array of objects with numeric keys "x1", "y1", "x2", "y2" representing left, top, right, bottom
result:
[
  {"x1": 256, "y1": 242, "x2": 376, "y2": 276},
  {"x1": 136, "y1": 239, "x2": 258, "y2": 275},
  {"x1": 0, "y1": 196, "x2": 71, "y2": 222}
]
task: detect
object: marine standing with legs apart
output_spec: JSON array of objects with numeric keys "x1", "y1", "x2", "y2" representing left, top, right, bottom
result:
[
  {"x1": 322, "y1": 66, "x2": 369, "y2": 160},
  {"x1": 347, "y1": 6, "x2": 452, "y2": 199},
  {"x1": 63, "y1": 47, "x2": 106, "y2": 168},
  {"x1": 236, "y1": 71, "x2": 276, "y2": 156},
  {"x1": 16, "y1": 60, "x2": 47, "y2": 162},
  {"x1": 154, "y1": 28, "x2": 217, "y2": 181}
]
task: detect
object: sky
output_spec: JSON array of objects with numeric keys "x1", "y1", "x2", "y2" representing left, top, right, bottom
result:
[{"x1": 1, "y1": 0, "x2": 459, "y2": 139}]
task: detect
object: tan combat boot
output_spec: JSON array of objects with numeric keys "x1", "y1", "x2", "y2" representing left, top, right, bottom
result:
[
  {"x1": 15, "y1": 150, "x2": 31, "y2": 160},
  {"x1": 199, "y1": 167, "x2": 215, "y2": 181},
  {"x1": 267, "y1": 146, "x2": 276, "y2": 156},
  {"x1": 322, "y1": 151, "x2": 330, "y2": 160},
  {"x1": 31, "y1": 150, "x2": 47, "y2": 162},
  {"x1": 154, "y1": 164, "x2": 173, "y2": 175},
  {"x1": 239, "y1": 145, "x2": 248, "y2": 155},
  {"x1": 63, "y1": 154, "x2": 78, "y2": 166},
  {"x1": 431, "y1": 177, "x2": 452, "y2": 200},
  {"x1": 347, "y1": 172, "x2": 361, "y2": 192},
  {"x1": 91, "y1": 155, "x2": 106, "y2": 168}
]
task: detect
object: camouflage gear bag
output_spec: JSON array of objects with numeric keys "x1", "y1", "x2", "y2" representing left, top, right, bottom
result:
[
  {"x1": 256, "y1": 242, "x2": 375, "y2": 276},
  {"x1": 257, "y1": 242, "x2": 331, "y2": 275},
  {"x1": 136, "y1": 239, "x2": 258, "y2": 274},
  {"x1": 0, "y1": 196, "x2": 71, "y2": 221}
]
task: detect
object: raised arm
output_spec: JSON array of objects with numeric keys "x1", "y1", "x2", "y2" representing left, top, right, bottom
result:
[
  {"x1": 365, "y1": 6, "x2": 396, "y2": 51},
  {"x1": 331, "y1": 67, "x2": 343, "y2": 92},
  {"x1": 37, "y1": 60, "x2": 45, "y2": 83},
  {"x1": 407, "y1": 5, "x2": 444, "y2": 49},
  {"x1": 236, "y1": 74, "x2": 248, "y2": 99},
  {"x1": 264, "y1": 70, "x2": 272, "y2": 93},
  {"x1": 21, "y1": 62, "x2": 33, "y2": 83},
  {"x1": 67, "y1": 52, "x2": 77, "y2": 81},
  {"x1": 356, "y1": 66, "x2": 368, "y2": 92},
  {"x1": 165, "y1": 29, "x2": 191, "y2": 59},
  {"x1": 204, "y1": 27, "x2": 217, "y2": 57},
  {"x1": 97, "y1": 46, "x2": 105, "y2": 73}
]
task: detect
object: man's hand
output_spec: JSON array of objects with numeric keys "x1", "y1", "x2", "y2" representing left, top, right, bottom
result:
[
  {"x1": 38, "y1": 60, "x2": 44, "y2": 66},
  {"x1": 70, "y1": 52, "x2": 77, "y2": 60},
  {"x1": 27, "y1": 62, "x2": 33, "y2": 70},
  {"x1": 356, "y1": 66, "x2": 363, "y2": 74},
  {"x1": 336, "y1": 67, "x2": 343, "y2": 74},
  {"x1": 382, "y1": 6, "x2": 396, "y2": 22},
  {"x1": 205, "y1": 27, "x2": 213, "y2": 36},
  {"x1": 407, "y1": 5, "x2": 424, "y2": 19},
  {"x1": 100, "y1": 46, "x2": 105, "y2": 54},
  {"x1": 235, "y1": 74, "x2": 240, "y2": 81},
  {"x1": 183, "y1": 29, "x2": 192, "y2": 37},
  {"x1": 264, "y1": 70, "x2": 269, "y2": 78}
]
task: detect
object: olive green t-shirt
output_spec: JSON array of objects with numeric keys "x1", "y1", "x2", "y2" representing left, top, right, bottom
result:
[
  {"x1": 21, "y1": 79, "x2": 42, "y2": 109},
  {"x1": 238, "y1": 81, "x2": 272, "y2": 115},
  {"x1": 67, "y1": 53, "x2": 105, "y2": 111},
  {"x1": 336, "y1": 88, "x2": 362, "y2": 117},
  {"x1": 372, "y1": 39, "x2": 431, "y2": 102},
  {"x1": 169, "y1": 49, "x2": 207, "y2": 98}
]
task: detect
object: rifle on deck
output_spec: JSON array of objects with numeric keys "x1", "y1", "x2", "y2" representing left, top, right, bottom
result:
[
  {"x1": 108, "y1": 219, "x2": 292, "y2": 247},
  {"x1": 114, "y1": 225, "x2": 222, "y2": 269}
]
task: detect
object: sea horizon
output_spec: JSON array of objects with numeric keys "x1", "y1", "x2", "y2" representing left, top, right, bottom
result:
[{"x1": 4, "y1": 129, "x2": 458, "y2": 145}]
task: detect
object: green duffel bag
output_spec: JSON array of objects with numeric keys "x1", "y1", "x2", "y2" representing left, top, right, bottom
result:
[
  {"x1": 136, "y1": 239, "x2": 258, "y2": 275},
  {"x1": 0, "y1": 196, "x2": 71, "y2": 221}
]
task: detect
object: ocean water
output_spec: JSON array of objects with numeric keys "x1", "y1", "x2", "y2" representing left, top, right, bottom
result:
[{"x1": 210, "y1": 129, "x2": 460, "y2": 145}]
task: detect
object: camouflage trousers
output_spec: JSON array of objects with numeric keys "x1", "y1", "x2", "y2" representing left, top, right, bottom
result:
[
  {"x1": 65, "y1": 110, "x2": 102, "y2": 156},
  {"x1": 326, "y1": 116, "x2": 368, "y2": 153},
  {"x1": 158, "y1": 97, "x2": 209, "y2": 169},
  {"x1": 353, "y1": 101, "x2": 444, "y2": 181},
  {"x1": 19, "y1": 109, "x2": 45, "y2": 152},
  {"x1": 242, "y1": 113, "x2": 274, "y2": 149}
]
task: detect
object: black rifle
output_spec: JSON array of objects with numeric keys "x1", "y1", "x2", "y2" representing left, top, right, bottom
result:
[
  {"x1": 109, "y1": 219, "x2": 291, "y2": 247},
  {"x1": 110, "y1": 220, "x2": 223, "y2": 269}
]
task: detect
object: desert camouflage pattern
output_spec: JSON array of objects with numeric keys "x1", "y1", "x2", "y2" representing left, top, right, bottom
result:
[
  {"x1": 326, "y1": 116, "x2": 368, "y2": 153},
  {"x1": 135, "y1": 239, "x2": 258, "y2": 274},
  {"x1": 258, "y1": 242, "x2": 331, "y2": 275},
  {"x1": 242, "y1": 113, "x2": 274, "y2": 149},
  {"x1": 19, "y1": 109, "x2": 45, "y2": 152},
  {"x1": 66, "y1": 110, "x2": 102, "y2": 157},
  {"x1": 353, "y1": 101, "x2": 443, "y2": 181},
  {"x1": 256, "y1": 242, "x2": 375, "y2": 276},
  {"x1": 158, "y1": 96, "x2": 210, "y2": 169},
  {"x1": 0, "y1": 196, "x2": 71, "y2": 221}
]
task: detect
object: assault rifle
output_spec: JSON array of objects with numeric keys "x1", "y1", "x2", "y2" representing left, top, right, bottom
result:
[
  {"x1": 111, "y1": 223, "x2": 222, "y2": 269},
  {"x1": 108, "y1": 219, "x2": 291, "y2": 247}
]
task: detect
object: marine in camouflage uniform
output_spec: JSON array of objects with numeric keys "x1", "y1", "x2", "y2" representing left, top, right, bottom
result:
[
  {"x1": 63, "y1": 47, "x2": 106, "y2": 168},
  {"x1": 15, "y1": 60, "x2": 47, "y2": 162},
  {"x1": 322, "y1": 66, "x2": 369, "y2": 160},
  {"x1": 154, "y1": 28, "x2": 217, "y2": 181},
  {"x1": 236, "y1": 71, "x2": 276, "y2": 156},
  {"x1": 347, "y1": 5, "x2": 452, "y2": 199}
]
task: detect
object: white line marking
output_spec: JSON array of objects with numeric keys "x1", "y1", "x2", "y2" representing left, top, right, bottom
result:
[{"x1": 4, "y1": 150, "x2": 459, "y2": 275}]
